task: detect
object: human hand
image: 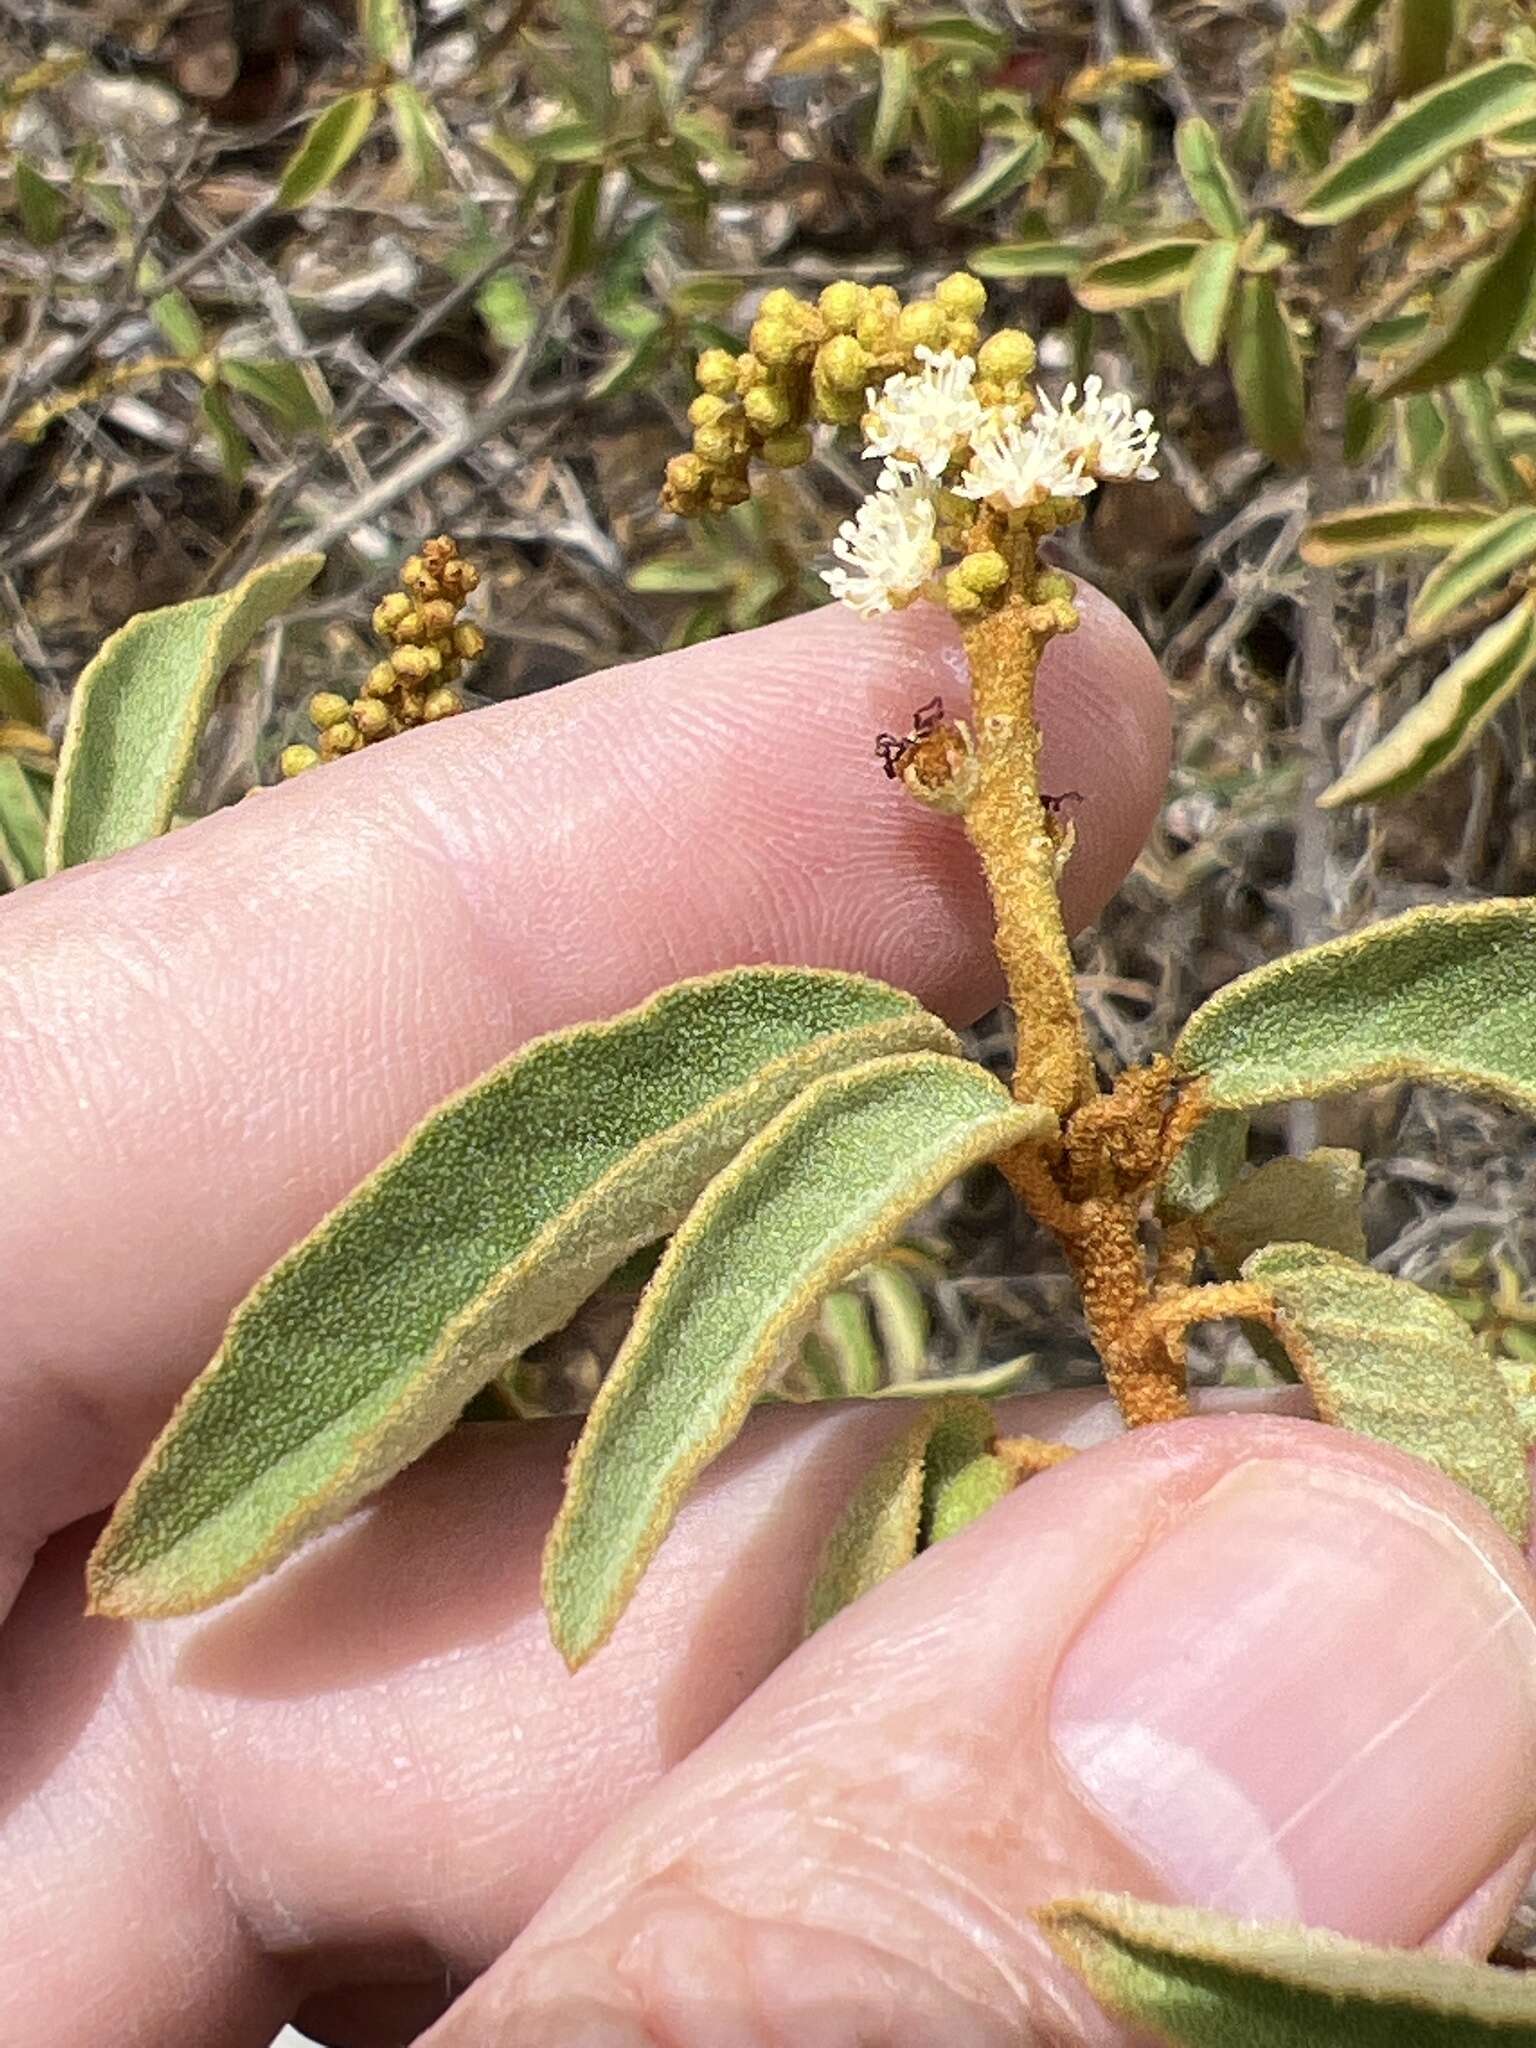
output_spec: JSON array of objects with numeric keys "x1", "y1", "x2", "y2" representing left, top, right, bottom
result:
[{"x1": 3, "y1": 596, "x2": 1534, "y2": 2047}]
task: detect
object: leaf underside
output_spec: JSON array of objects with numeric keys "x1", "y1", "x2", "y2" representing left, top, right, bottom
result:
[
  {"x1": 544, "y1": 1054, "x2": 1052, "y2": 1668},
  {"x1": 88, "y1": 969, "x2": 957, "y2": 1618},
  {"x1": 1040, "y1": 1892, "x2": 1536, "y2": 2044},
  {"x1": 1175, "y1": 899, "x2": 1536, "y2": 1116}
]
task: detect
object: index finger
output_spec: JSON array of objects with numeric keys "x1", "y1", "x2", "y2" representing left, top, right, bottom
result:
[{"x1": 0, "y1": 593, "x2": 1166, "y2": 1607}]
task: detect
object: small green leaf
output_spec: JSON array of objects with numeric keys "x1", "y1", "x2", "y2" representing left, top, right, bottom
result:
[
  {"x1": 1288, "y1": 65, "x2": 1370, "y2": 105},
  {"x1": 1301, "y1": 500, "x2": 1492, "y2": 566},
  {"x1": 869, "y1": 1354, "x2": 1039, "y2": 1402},
  {"x1": 1320, "y1": 597, "x2": 1536, "y2": 806},
  {"x1": 15, "y1": 159, "x2": 67, "y2": 247},
  {"x1": 1179, "y1": 239, "x2": 1240, "y2": 366},
  {"x1": 920, "y1": 1396, "x2": 1012, "y2": 1544},
  {"x1": 0, "y1": 756, "x2": 48, "y2": 888},
  {"x1": 550, "y1": 0, "x2": 614, "y2": 132},
  {"x1": 1075, "y1": 237, "x2": 1206, "y2": 312},
  {"x1": 804, "y1": 1410, "x2": 932, "y2": 1634},
  {"x1": 277, "y1": 90, "x2": 379, "y2": 210},
  {"x1": 1174, "y1": 118, "x2": 1247, "y2": 237},
  {"x1": 360, "y1": 0, "x2": 412, "y2": 70},
  {"x1": 1041, "y1": 1891, "x2": 1536, "y2": 2046},
  {"x1": 869, "y1": 44, "x2": 914, "y2": 168},
  {"x1": 387, "y1": 80, "x2": 448, "y2": 194},
  {"x1": 1176, "y1": 897, "x2": 1536, "y2": 1117},
  {"x1": 1228, "y1": 274, "x2": 1306, "y2": 465},
  {"x1": 544, "y1": 1055, "x2": 1052, "y2": 1667},
  {"x1": 1160, "y1": 1109, "x2": 1250, "y2": 1219},
  {"x1": 969, "y1": 240, "x2": 1085, "y2": 279},
  {"x1": 1201, "y1": 1150, "x2": 1367, "y2": 1273},
  {"x1": 553, "y1": 164, "x2": 601, "y2": 289},
  {"x1": 938, "y1": 134, "x2": 1046, "y2": 218},
  {"x1": 1293, "y1": 59, "x2": 1536, "y2": 225},
  {"x1": 0, "y1": 641, "x2": 44, "y2": 726},
  {"x1": 1374, "y1": 199, "x2": 1536, "y2": 398},
  {"x1": 1246, "y1": 1243, "x2": 1530, "y2": 1542},
  {"x1": 1410, "y1": 508, "x2": 1536, "y2": 634},
  {"x1": 46, "y1": 552, "x2": 323, "y2": 874},
  {"x1": 1392, "y1": 0, "x2": 1456, "y2": 98},
  {"x1": 220, "y1": 359, "x2": 328, "y2": 437},
  {"x1": 150, "y1": 289, "x2": 205, "y2": 360},
  {"x1": 200, "y1": 385, "x2": 252, "y2": 484},
  {"x1": 1450, "y1": 374, "x2": 1522, "y2": 505},
  {"x1": 87, "y1": 972, "x2": 959, "y2": 1619}
]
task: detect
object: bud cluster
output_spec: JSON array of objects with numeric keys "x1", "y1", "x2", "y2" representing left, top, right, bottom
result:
[
  {"x1": 281, "y1": 536, "x2": 485, "y2": 779},
  {"x1": 662, "y1": 272, "x2": 998, "y2": 518}
]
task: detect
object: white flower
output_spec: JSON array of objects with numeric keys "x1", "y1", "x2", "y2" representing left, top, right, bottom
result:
[
  {"x1": 1032, "y1": 374, "x2": 1160, "y2": 482},
  {"x1": 861, "y1": 346, "x2": 987, "y2": 479},
  {"x1": 821, "y1": 468, "x2": 942, "y2": 617},
  {"x1": 955, "y1": 415, "x2": 1094, "y2": 511}
]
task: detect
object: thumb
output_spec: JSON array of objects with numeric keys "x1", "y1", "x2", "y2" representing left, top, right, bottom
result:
[{"x1": 420, "y1": 1414, "x2": 1536, "y2": 2046}]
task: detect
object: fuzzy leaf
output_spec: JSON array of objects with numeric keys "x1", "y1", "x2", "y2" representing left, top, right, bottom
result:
[
  {"x1": 544, "y1": 1056, "x2": 1051, "y2": 1667},
  {"x1": 1179, "y1": 239, "x2": 1241, "y2": 366},
  {"x1": 387, "y1": 81, "x2": 448, "y2": 194},
  {"x1": 804, "y1": 1410, "x2": 933, "y2": 1635},
  {"x1": 1161, "y1": 1109, "x2": 1250, "y2": 1219},
  {"x1": 1249, "y1": 1243, "x2": 1530, "y2": 1540},
  {"x1": 0, "y1": 756, "x2": 47, "y2": 888},
  {"x1": 1175, "y1": 118, "x2": 1247, "y2": 237},
  {"x1": 1075, "y1": 237, "x2": 1206, "y2": 312},
  {"x1": 1294, "y1": 60, "x2": 1536, "y2": 225},
  {"x1": 969, "y1": 240, "x2": 1085, "y2": 279},
  {"x1": 938, "y1": 134, "x2": 1047, "y2": 218},
  {"x1": 150, "y1": 289, "x2": 205, "y2": 360},
  {"x1": 360, "y1": 0, "x2": 412, "y2": 70},
  {"x1": 1176, "y1": 898, "x2": 1536, "y2": 1116},
  {"x1": 1201, "y1": 1150, "x2": 1367, "y2": 1273},
  {"x1": 1228, "y1": 275, "x2": 1305, "y2": 464},
  {"x1": 87, "y1": 972, "x2": 958, "y2": 1619},
  {"x1": 1040, "y1": 1891, "x2": 1536, "y2": 2044},
  {"x1": 870, "y1": 1355, "x2": 1040, "y2": 1401},
  {"x1": 1321, "y1": 597, "x2": 1536, "y2": 806},
  {"x1": 277, "y1": 90, "x2": 379, "y2": 210},
  {"x1": 868, "y1": 44, "x2": 914, "y2": 168},
  {"x1": 1301, "y1": 501, "x2": 1492, "y2": 566},
  {"x1": 1374, "y1": 200, "x2": 1536, "y2": 398},
  {"x1": 46, "y1": 552, "x2": 323, "y2": 874},
  {"x1": 1410, "y1": 509, "x2": 1536, "y2": 634},
  {"x1": 1288, "y1": 65, "x2": 1370, "y2": 105},
  {"x1": 920, "y1": 1396, "x2": 1013, "y2": 1544}
]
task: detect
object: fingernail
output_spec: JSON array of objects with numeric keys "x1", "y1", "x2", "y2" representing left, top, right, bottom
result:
[{"x1": 1051, "y1": 1457, "x2": 1536, "y2": 1943}]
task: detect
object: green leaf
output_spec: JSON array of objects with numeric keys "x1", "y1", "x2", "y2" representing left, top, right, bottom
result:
[
  {"x1": 87, "y1": 972, "x2": 960, "y2": 1619},
  {"x1": 45, "y1": 551, "x2": 323, "y2": 874},
  {"x1": 1040, "y1": 1891, "x2": 1536, "y2": 2046},
  {"x1": 387, "y1": 81, "x2": 448, "y2": 194},
  {"x1": 551, "y1": 0, "x2": 614, "y2": 132},
  {"x1": 869, "y1": 43, "x2": 914, "y2": 168},
  {"x1": 920, "y1": 1395, "x2": 1012, "y2": 1544},
  {"x1": 360, "y1": 0, "x2": 412, "y2": 70},
  {"x1": 969, "y1": 240, "x2": 1085, "y2": 279},
  {"x1": 1075, "y1": 237, "x2": 1206, "y2": 312},
  {"x1": 1450, "y1": 374, "x2": 1522, "y2": 505},
  {"x1": 553, "y1": 164, "x2": 601, "y2": 289},
  {"x1": 1320, "y1": 597, "x2": 1536, "y2": 806},
  {"x1": 200, "y1": 385, "x2": 251, "y2": 485},
  {"x1": 544, "y1": 1055, "x2": 1052, "y2": 1667},
  {"x1": 1174, "y1": 118, "x2": 1247, "y2": 238},
  {"x1": 1176, "y1": 897, "x2": 1536, "y2": 1117},
  {"x1": 1201, "y1": 1150, "x2": 1367, "y2": 1273},
  {"x1": 804, "y1": 1407, "x2": 933, "y2": 1634},
  {"x1": 149, "y1": 289, "x2": 205, "y2": 360},
  {"x1": 1288, "y1": 65, "x2": 1370, "y2": 105},
  {"x1": 938, "y1": 133, "x2": 1046, "y2": 218},
  {"x1": 1374, "y1": 199, "x2": 1536, "y2": 398},
  {"x1": 869, "y1": 1354, "x2": 1040, "y2": 1402},
  {"x1": 1301, "y1": 500, "x2": 1492, "y2": 567},
  {"x1": 1392, "y1": 0, "x2": 1456, "y2": 99},
  {"x1": 277, "y1": 90, "x2": 379, "y2": 210},
  {"x1": 220, "y1": 359, "x2": 328, "y2": 437},
  {"x1": 1246, "y1": 1243, "x2": 1530, "y2": 1542},
  {"x1": 477, "y1": 271, "x2": 536, "y2": 349},
  {"x1": 1410, "y1": 508, "x2": 1536, "y2": 634},
  {"x1": 1179, "y1": 239, "x2": 1241, "y2": 366},
  {"x1": 0, "y1": 756, "x2": 48, "y2": 888},
  {"x1": 15, "y1": 159, "x2": 66, "y2": 247},
  {"x1": 1228, "y1": 274, "x2": 1306, "y2": 465},
  {"x1": 1293, "y1": 59, "x2": 1536, "y2": 225},
  {"x1": 0, "y1": 640, "x2": 44, "y2": 726},
  {"x1": 1160, "y1": 1109, "x2": 1250, "y2": 1219}
]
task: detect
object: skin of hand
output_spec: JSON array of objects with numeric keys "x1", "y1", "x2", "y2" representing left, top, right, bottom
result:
[{"x1": 2, "y1": 596, "x2": 1535, "y2": 2048}]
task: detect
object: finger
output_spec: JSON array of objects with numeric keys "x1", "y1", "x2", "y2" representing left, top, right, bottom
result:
[
  {"x1": 0, "y1": 592, "x2": 1167, "y2": 1606},
  {"x1": 9, "y1": 1402, "x2": 1536, "y2": 2048},
  {"x1": 420, "y1": 1415, "x2": 1536, "y2": 2046}
]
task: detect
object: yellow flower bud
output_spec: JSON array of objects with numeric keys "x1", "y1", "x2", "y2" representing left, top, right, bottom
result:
[
  {"x1": 817, "y1": 280, "x2": 867, "y2": 333},
  {"x1": 758, "y1": 286, "x2": 802, "y2": 320},
  {"x1": 372, "y1": 591, "x2": 412, "y2": 637},
  {"x1": 945, "y1": 318, "x2": 981, "y2": 360},
  {"x1": 280, "y1": 743, "x2": 320, "y2": 778},
  {"x1": 695, "y1": 347, "x2": 739, "y2": 396},
  {"x1": 453, "y1": 622, "x2": 486, "y2": 661},
  {"x1": 308, "y1": 691, "x2": 352, "y2": 730},
  {"x1": 743, "y1": 383, "x2": 791, "y2": 435},
  {"x1": 421, "y1": 534, "x2": 459, "y2": 568},
  {"x1": 688, "y1": 392, "x2": 732, "y2": 429},
  {"x1": 812, "y1": 368, "x2": 866, "y2": 426},
  {"x1": 441, "y1": 557, "x2": 479, "y2": 597},
  {"x1": 855, "y1": 304, "x2": 896, "y2": 355},
  {"x1": 942, "y1": 569, "x2": 985, "y2": 618},
  {"x1": 361, "y1": 661, "x2": 398, "y2": 699},
  {"x1": 391, "y1": 645, "x2": 433, "y2": 681},
  {"x1": 710, "y1": 473, "x2": 751, "y2": 509},
  {"x1": 733, "y1": 352, "x2": 765, "y2": 393},
  {"x1": 935, "y1": 271, "x2": 987, "y2": 322},
  {"x1": 390, "y1": 609, "x2": 428, "y2": 645},
  {"x1": 1032, "y1": 569, "x2": 1076, "y2": 605},
  {"x1": 896, "y1": 299, "x2": 947, "y2": 352},
  {"x1": 422, "y1": 687, "x2": 464, "y2": 721},
  {"x1": 396, "y1": 687, "x2": 427, "y2": 724},
  {"x1": 319, "y1": 720, "x2": 361, "y2": 758},
  {"x1": 760, "y1": 427, "x2": 813, "y2": 469},
  {"x1": 957, "y1": 549, "x2": 1010, "y2": 597},
  {"x1": 353, "y1": 697, "x2": 393, "y2": 739},
  {"x1": 694, "y1": 418, "x2": 747, "y2": 467},
  {"x1": 419, "y1": 598, "x2": 457, "y2": 636},
  {"x1": 815, "y1": 333, "x2": 870, "y2": 396},
  {"x1": 977, "y1": 327, "x2": 1037, "y2": 386},
  {"x1": 869, "y1": 284, "x2": 900, "y2": 315}
]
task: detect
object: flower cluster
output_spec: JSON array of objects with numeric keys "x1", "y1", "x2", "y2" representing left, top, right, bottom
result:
[
  {"x1": 282, "y1": 536, "x2": 485, "y2": 777},
  {"x1": 663, "y1": 273, "x2": 1159, "y2": 625}
]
